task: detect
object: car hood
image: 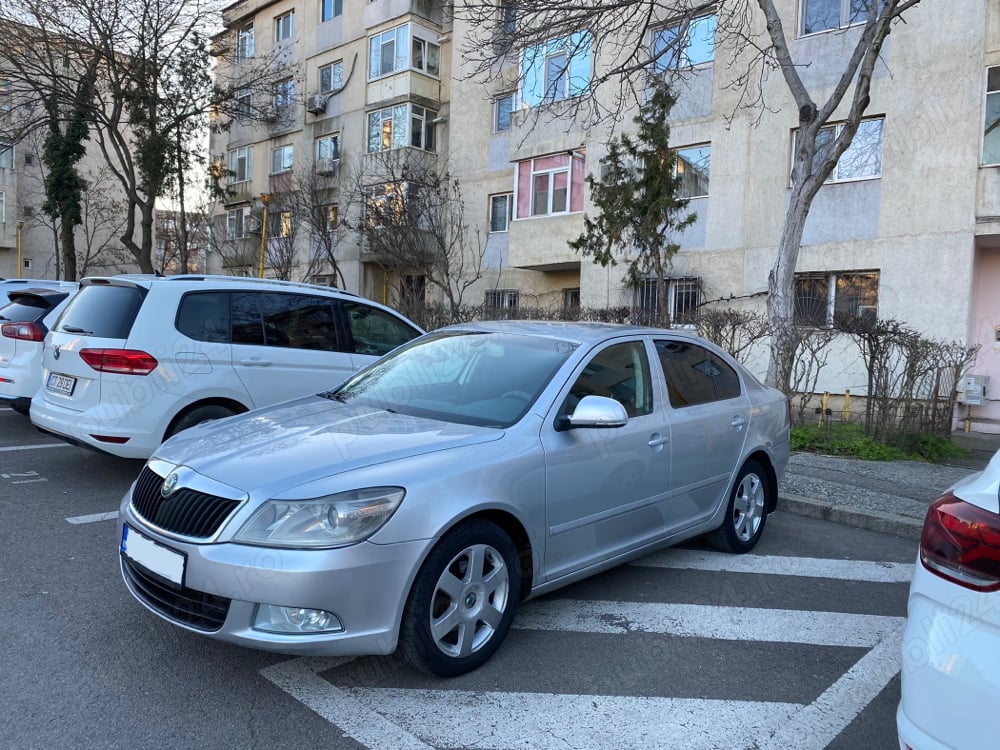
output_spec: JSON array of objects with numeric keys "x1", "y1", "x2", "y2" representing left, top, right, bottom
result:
[
  {"x1": 950, "y1": 448, "x2": 1000, "y2": 514},
  {"x1": 153, "y1": 395, "x2": 504, "y2": 494}
]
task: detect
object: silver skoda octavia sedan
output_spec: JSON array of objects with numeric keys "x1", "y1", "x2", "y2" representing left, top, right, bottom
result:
[{"x1": 118, "y1": 321, "x2": 790, "y2": 676}]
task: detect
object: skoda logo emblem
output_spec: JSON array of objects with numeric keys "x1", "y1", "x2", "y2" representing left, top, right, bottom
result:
[
  {"x1": 53, "y1": 345, "x2": 61, "y2": 360},
  {"x1": 161, "y1": 472, "x2": 180, "y2": 498}
]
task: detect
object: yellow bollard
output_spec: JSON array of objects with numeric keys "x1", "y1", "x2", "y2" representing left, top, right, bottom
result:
[
  {"x1": 843, "y1": 389, "x2": 850, "y2": 423},
  {"x1": 819, "y1": 392, "x2": 830, "y2": 427}
]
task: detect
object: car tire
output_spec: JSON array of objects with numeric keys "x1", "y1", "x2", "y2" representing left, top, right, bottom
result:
[
  {"x1": 399, "y1": 519, "x2": 521, "y2": 677},
  {"x1": 167, "y1": 404, "x2": 237, "y2": 439},
  {"x1": 707, "y1": 459, "x2": 769, "y2": 554}
]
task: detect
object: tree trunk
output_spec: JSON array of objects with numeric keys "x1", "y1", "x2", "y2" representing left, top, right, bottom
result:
[{"x1": 60, "y1": 220, "x2": 78, "y2": 281}]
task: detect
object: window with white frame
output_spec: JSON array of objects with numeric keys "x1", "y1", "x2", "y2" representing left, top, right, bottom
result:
[
  {"x1": 636, "y1": 277, "x2": 702, "y2": 324},
  {"x1": 368, "y1": 24, "x2": 440, "y2": 81},
  {"x1": 489, "y1": 193, "x2": 513, "y2": 232},
  {"x1": 515, "y1": 152, "x2": 586, "y2": 218},
  {"x1": 675, "y1": 145, "x2": 711, "y2": 198},
  {"x1": 271, "y1": 144, "x2": 293, "y2": 174},
  {"x1": 521, "y1": 32, "x2": 592, "y2": 107},
  {"x1": 0, "y1": 191, "x2": 5, "y2": 223},
  {"x1": 651, "y1": 14, "x2": 716, "y2": 70},
  {"x1": 365, "y1": 182, "x2": 409, "y2": 228},
  {"x1": 794, "y1": 270, "x2": 879, "y2": 326},
  {"x1": 984, "y1": 67, "x2": 1000, "y2": 165},
  {"x1": 794, "y1": 117, "x2": 884, "y2": 182},
  {"x1": 274, "y1": 78, "x2": 295, "y2": 111},
  {"x1": 274, "y1": 10, "x2": 295, "y2": 43},
  {"x1": 320, "y1": 60, "x2": 344, "y2": 93},
  {"x1": 801, "y1": 0, "x2": 878, "y2": 36},
  {"x1": 0, "y1": 142, "x2": 12, "y2": 169},
  {"x1": 316, "y1": 134, "x2": 340, "y2": 163},
  {"x1": 321, "y1": 0, "x2": 342, "y2": 22},
  {"x1": 494, "y1": 93, "x2": 514, "y2": 132},
  {"x1": 226, "y1": 207, "x2": 251, "y2": 240},
  {"x1": 366, "y1": 104, "x2": 436, "y2": 152},
  {"x1": 237, "y1": 23, "x2": 255, "y2": 61},
  {"x1": 485, "y1": 289, "x2": 520, "y2": 309},
  {"x1": 0, "y1": 79, "x2": 11, "y2": 112},
  {"x1": 234, "y1": 87, "x2": 252, "y2": 119},
  {"x1": 269, "y1": 209, "x2": 293, "y2": 238},
  {"x1": 322, "y1": 204, "x2": 338, "y2": 232},
  {"x1": 228, "y1": 146, "x2": 252, "y2": 183}
]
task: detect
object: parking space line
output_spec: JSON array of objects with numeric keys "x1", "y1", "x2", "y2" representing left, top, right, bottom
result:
[
  {"x1": 635, "y1": 548, "x2": 915, "y2": 583},
  {"x1": 67, "y1": 511, "x2": 119, "y2": 525},
  {"x1": 0, "y1": 443, "x2": 73, "y2": 452}
]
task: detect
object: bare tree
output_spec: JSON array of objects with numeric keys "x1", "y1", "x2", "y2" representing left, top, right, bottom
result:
[
  {"x1": 458, "y1": 0, "x2": 924, "y2": 391},
  {"x1": 343, "y1": 150, "x2": 486, "y2": 324},
  {"x1": 288, "y1": 156, "x2": 346, "y2": 287},
  {"x1": 696, "y1": 307, "x2": 770, "y2": 364}
]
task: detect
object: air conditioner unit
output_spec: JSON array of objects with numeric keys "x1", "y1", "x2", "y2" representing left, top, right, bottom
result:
[
  {"x1": 315, "y1": 158, "x2": 338, "y2": 175},
  {"x1": 306, "y1": 94, "x2": 329, "y2": 114}
]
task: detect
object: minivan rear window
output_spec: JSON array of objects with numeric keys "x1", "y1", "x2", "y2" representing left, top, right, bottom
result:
[
  {"x1": 0, "y1": 298, "x2": 54, "y2": 323},
  {"x1": 56, "y1": 284, "x2": 146, "y2": 339}
]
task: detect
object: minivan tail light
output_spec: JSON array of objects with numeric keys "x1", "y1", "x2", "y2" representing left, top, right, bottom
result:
[
  {"x1": 919, "y1": 492, "x2": 1000, "y2": 592},
  {"x1": 79, "y1": 348, "x2": 158, "y2": 375},
  {"x1": 1, "y1": 322, "x2": 44, "y2": 342}
]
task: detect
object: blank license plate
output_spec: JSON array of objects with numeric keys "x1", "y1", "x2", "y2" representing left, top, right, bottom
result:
[
  {"x1": 46, "y1": 372, "x2": 76, "y2": 396},
  {"x1": 121, "y1": 524, "x2": 186, "y2": 587}
]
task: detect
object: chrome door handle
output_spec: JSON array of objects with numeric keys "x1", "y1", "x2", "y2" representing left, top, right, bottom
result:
[
  {"x1": 648, "y1": 434, "x2": 670, "y2": 447},
  {"x1": 731, "y1": 416, "x2": 745, "y2": 431}
]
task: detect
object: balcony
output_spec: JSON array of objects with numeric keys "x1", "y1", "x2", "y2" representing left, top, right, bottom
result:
[
  {"x1": 507, "y1": 213, "x2": 583, "y2": 271},
  {"x1": 364, "y1": 0, "x2": 445, "y2": 28}
]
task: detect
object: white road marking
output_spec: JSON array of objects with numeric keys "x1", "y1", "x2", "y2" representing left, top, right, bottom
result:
[
  {"x1": 514, "y1": 599, "x2": 903, "y2": 647},
  {"x1": 66, "y1": 511, "x2": 119, "y2": 525},
  {"x1": 635, "y1": 548, "x2": 915, "y2": 583},
  {"x1": 0, "y1": 442, "x2": 71, "y2": 452}
]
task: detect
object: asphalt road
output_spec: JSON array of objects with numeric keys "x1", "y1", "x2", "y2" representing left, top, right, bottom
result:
[{"x1": 0, "y1": 405, "x2": 915, "y2": 750}]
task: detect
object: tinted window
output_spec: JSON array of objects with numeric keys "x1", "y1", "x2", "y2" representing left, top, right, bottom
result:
[
  {"x1": 260, "y1": 293, "x2": 340, "y2": 351},
  {"x1": 655, "y1": 339, "x2": 741, "y2": 407},
  {"x1": 564, "y1": 341, "x2": 653, "y2": 418},
  {"x1": 0, "y1": 297, "x2": 55, "y2": 323},
  {"x1": 56, "y1": 284, "x2": 145, "y2": 339},
  {"x1": 175, "y1": 292, "x2": 231, "y2": 343},
  {"x1": 231, "y1": 292, "x2": 265, "y2": 345},
  {"x1": 343, "y1": 301, "x2": 420, "y2": 356}
]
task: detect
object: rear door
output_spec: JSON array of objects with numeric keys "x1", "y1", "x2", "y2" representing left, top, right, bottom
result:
[
  {"x1": 38, "y1": 281, "x2": 146, "y2": 413},
  {"x1": 230, "y1": 291, "x2": 357, "y2": 406}
]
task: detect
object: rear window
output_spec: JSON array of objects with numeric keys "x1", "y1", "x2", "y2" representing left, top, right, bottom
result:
[
  {"x1": 55, "y1": 284, "x2": 145, "y2": 339},
  {"x1": 0, "y1": 298, "x2": 53, "y2": 323}
]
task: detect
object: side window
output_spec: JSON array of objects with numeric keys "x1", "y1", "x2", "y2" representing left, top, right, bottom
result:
[
  {"x1": 231, "y1": 292, "x2": 265, "y2": 345},
  {"x1": 564, "y1": 341, "x2": 653, "y2": 418},
  {"x1": 342, "y1": 301, "x2": 420, "y2": 356},
  {"x1": 259, "y1": 293, "x2": 340, "y2": 351},
  {"x1": 175, "y1": 292, "x2": 231, "y2": 343},
  {"x1": 655, "y1": 339, "x2": 741, "y2": 407}
]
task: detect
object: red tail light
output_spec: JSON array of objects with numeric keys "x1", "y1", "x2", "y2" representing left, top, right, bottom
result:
[
  {"x1": 919, "y1": 492, "x2": 1000, "y2": 592},
  {"x1": 1, "y1": 322, "x2": 44, "y2": 342},
  {"x1": 79, "y1": 348, "x2": 158, "y2": 375}
]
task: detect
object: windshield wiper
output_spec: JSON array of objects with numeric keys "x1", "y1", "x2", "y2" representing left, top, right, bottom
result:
[{"x1": 61, "y1": 325, "x2": 93, "y2": 334}]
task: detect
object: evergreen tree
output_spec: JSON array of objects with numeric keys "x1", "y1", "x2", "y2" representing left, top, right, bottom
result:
[{"x1": 570, "y1": 82, "x2": 695, "y2": 328}]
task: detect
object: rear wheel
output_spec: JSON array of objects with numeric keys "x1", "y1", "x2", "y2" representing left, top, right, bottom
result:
[
  {"x1": 707, "y1": 460, "x2": 769, "y2": 554},
  {"x1": 166, "y1": 404, "x2": 237, "y2": 439},
  {"x1": 399, "y1": 520, "x2": 521, "y2": 677}
]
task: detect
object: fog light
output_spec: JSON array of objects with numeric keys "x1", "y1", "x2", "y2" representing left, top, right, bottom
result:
[{"x1": 253, "y1": 604, "x2": 344, "y2": 634}]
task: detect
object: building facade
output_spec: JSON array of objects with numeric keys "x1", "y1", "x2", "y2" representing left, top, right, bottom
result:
[{"x1": 208, "y1": 0, "x2": 1000, "y2": 433}]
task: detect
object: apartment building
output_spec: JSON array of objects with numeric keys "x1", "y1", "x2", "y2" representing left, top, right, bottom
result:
[{"x1": 209, "y1": 0, "x2": 1000, "y2": 432}]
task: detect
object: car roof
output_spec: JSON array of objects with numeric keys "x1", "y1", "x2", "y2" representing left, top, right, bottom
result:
[
  {"x1": 81, "y1": 273, "x2": 359, "y2": 298},
  {"x1": 438, "y1": 320, "x2": 709, "y2": 346}
]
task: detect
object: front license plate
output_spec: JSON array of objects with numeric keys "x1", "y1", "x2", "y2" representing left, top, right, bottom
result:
[
  {"x1": 46, "y1": 372, "x2": 76, "y2": 396},
  {"x1": 121, "y1": 524, "x2": 186, "y2": 588}
]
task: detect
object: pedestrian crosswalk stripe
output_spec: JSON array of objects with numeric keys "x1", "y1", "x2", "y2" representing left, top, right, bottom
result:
[{"x1": 635, "y1": 548, "x2": 915, "y2": 583}]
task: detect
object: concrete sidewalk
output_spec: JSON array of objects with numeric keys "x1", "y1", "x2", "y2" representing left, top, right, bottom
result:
[{"x1": 780, "y1": 431, "x2": 1000, "y2": 540}]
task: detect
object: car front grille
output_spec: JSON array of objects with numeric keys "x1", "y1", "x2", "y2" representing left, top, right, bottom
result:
[
  {"x1": 121, "y1": 556, "x2": 230, "y2": 631},
  {"x1": 130, "y1": 466, "x2": 240, "y2": 539}
]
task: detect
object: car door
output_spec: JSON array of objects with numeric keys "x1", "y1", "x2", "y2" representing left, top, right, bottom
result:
[
  {"x1": 340, "y1": 299, "x2": 423, "y2": 369},
  {"x1": 230, "y1": 291, "x2": 356, "y2": 407},
  {"x1": 653, "y1": 337, "x2": 752, "y2": 529},
  {"x1": 540, "y1": 338, "x2": 671, "y2": 581}
]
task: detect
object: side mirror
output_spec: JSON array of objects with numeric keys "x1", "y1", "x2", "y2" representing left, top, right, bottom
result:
[{"x1": 559, "y1": 395, "x2": 629, "y2": 430}]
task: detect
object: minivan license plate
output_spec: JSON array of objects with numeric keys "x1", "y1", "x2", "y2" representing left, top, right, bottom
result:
[
  {"x1": 121, "y1": 524, "x2": 186, "y2": 587},
  {"x1": 46, "y1": 372, "x2": 76, "y2": 396}
]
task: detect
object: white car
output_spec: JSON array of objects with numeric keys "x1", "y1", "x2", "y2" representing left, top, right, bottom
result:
[
  {"x1": 898, "y1": 450, "x2": 1000, "y2": 749},
  {"x1": 0, "y1": 278, "x2": 79, "y2": 304},
  {"x1": 0, "y1": 285, "x2": 79, "y2": 414},
  {"x1": 30, "y1": 275, "x2": 423, "y2": 458}
]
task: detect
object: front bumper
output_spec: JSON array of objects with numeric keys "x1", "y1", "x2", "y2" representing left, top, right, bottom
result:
[{"x1": 117, "y1": 503, "x2": 429, "y2": 656}]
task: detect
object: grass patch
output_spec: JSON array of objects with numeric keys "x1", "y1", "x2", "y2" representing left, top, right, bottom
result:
[{"x1": 791, "y1": 422, "x2": 970, "y2": 463}]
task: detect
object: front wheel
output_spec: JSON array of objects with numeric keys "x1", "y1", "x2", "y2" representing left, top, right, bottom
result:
[
  {"x1": 166, "y1": 404, "x2": 237, "y2": 439},
  {"x1": 707, "y1": 460, "x2": 769, "y2": 554},
  {"x1": 399, "y1": 520, "x2": 521, "y2": 677}
]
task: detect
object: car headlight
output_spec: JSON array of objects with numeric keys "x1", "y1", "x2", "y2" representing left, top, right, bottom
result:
[{"x1": 233, "y1": 487, "x2": 405, "y2": 548}]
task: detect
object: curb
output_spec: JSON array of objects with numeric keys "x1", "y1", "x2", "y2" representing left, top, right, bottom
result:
[{"x1": 778, "y1": 492, "x2": 925, "y2": 541}]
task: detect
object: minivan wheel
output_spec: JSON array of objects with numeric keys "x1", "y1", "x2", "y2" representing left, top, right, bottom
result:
[
  {"x1": 707, "y1": 460, "x2": 769, "y2": 554},
  {"x1": 399, "y1": 520, "x2": 521, "y2": 677},
  {"x1": 167, "y1": 404, "x2": 237, "y2": 439}
]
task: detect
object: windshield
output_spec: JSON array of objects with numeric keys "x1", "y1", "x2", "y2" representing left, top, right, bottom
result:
[{"x1": 327, "y1": 331, "x2": 578, "y2": 427}]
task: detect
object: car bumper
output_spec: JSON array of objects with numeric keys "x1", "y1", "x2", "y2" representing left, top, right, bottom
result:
[
  {"x1": 30, "y1": 396, "x2": 165, "y2": 459},
  {"x1": 897, "y1": 563, "x2": 1000, "y2": 750},
  {"x1": 117, "y1": 503, "x2": 428, "y2": 656}
]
